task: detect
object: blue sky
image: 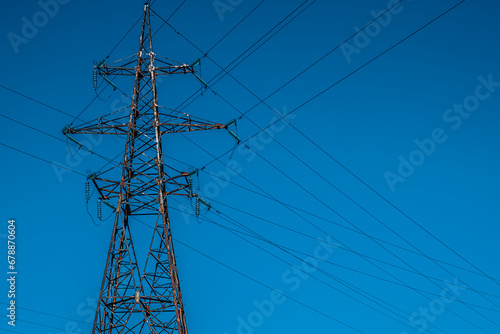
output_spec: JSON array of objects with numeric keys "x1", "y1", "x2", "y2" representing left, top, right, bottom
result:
[{"x1": 1, "y1": 0, "x2": 500, "y2": 333}]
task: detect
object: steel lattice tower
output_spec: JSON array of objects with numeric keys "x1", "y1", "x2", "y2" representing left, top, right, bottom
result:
[{"x1": 64, "y1": 4, "x2": 226, "y2": 333}]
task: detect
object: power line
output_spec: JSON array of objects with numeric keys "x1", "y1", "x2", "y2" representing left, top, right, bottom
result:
[
  {"x1": 205, "y1": 0, "x2": 266, "y2": 56},
  {"x1": 170, "y1": 197, "x2": 499, "y2": 329},
  {"x1": 0, "y1": 141, "x2": 86, "y2": 177},
  {"x1": 212, "y1": 0, "x2": 500, "y2": 310},
  {"x1": 155, "y1": 0, "x2": 316, "y2": 112},
  {"x1": 182, "y1": 0, "x2": 500, "y2": 314},
  {"x1": 3, "y1": 100, "x2": 496, "y2": 291},
  {"x1": 165, "y1": 151, "x2": 500, "y2": 283},
  {"x1": 0, "y1": 111, "x2": 118, "y2": 167},
  {"x1": 3, "y1": 90, "x2": 497, "y2": 302},
  {"x1": 176, "y1": 120, "x2": 499, "y2": 328},
  {"x1": 1, "y1": 128, "x2": 495, "y2": 333},
  {"x1": 3, "y1": 81, "x2": 497, "y2": 306},
  {"x1": 171, "y1": 198, "x2": 500, "y2": 324},
  {"x1": 4, "y1": 0, "x2": 496, "y2": 328},
  {"x1": 175, "y1": 98, "x2": 500, "y2": 328},
  {"x1": 174, "y1": 238, "x2": 367, "y2": 334},
  {"x1": 170, "y1": 1, "x2": 500, "y2": 319},
  {"x1": 203, "y1": 196, "x2": 500, "y2": 300},
  {"x1": 4, "y1": 93, "x2": 495, "y2": 293},
  {"x1": 0, "y1": 84, "x2": 79, "y2": 120},
  {"x1": 2, "y1": 79, "x2": 496, "y2": 285},
  {"x1": 0, "y1": 302, "x2": 91, "y2": 325}
]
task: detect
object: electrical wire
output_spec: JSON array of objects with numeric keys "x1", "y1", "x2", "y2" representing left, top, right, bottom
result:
[
  {"x1": 0, "y1": 141, "x2": 86, "y2": 177},
  {"x1": 173, "y1": 237, "x2": 367, "y2": 333},
  {"x1": 162, "y1": 0, "x2": 500, "y2": 317},
  {"x1": 2, "y1": 106, "x2": 497, "y2": 298},
  {"x1": 3, "y1": 95, "x2": 495, "y2": 291},
  {"x1": 156, "y1": 0, "x2": 316, "y2": 112},
  {"x1": 2, "y1": 93, "x2": 497, "y2": 291},
  {"x1": 169, "y1": 197, "x2": 499, "y2": 331},
  {"x1": 202, "y1": 196, "x2": 500, "y2": 299},
  {"x1": 2, "y1": 131, "x2": 496, "y2": 333},
  {"x1": 4, "y1": 0, "x2": 496, "y2": 332},
  {"x1": 164, "y1": 151, "x2": 500, "y2": 283},
  {"x1": 0, "y1": 84, "x2": 82, "y2": 121}
]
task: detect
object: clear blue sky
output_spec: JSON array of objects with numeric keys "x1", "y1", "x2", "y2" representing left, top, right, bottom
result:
[{"x1": 1, "y1": 0, "x2": 500, "y2": 333}]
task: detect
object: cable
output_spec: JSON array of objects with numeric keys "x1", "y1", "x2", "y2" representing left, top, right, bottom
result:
[
  {"x1": 165, "y1": 0, "x2": 187, "y2": 22},
  {"x1": 174, "y1": 238, "x2": 367, "y2": 334},
  {"x1": 171, "y1": 197, "x2": 500, "y2": 325},
  {"x1": 0, "y1": 84, "x2": 81, "y2": 121},
  {"x1": 173, "y1": 132, "x2": 498, "y2": 328},
  {"x1": 2, "y1": 124, "x2": 494, "y2": 332},
  {"x1": 168, "y1": 1, "x2": 500, "y2": 319},
  {"x1": 5, "y1": 94, "x2": 493, "y2": 288},
  {"x1": 2, "y1": 84, "x2": 496, "y2": 294},
  {"x1": 16, "y1": 319, "x2": 85, "y2": 334},
  {"x1": 0, "y1": 141, "x2": 86, "y2": 177},
  {"x1": 175, "y1": 0, "x2": 500, "y2": 314},
  {"x1": 105, "y1": 15, "x2": 142, "y2": 60},
  {"x1": 170, "y1": 198, "x2": 499, "y2": 315},
  {"x1": 0, "y1": 111, "x2": 118, "y2": 166},
  {"x1": 195, "y1": 0, "x2": 500, "y2": 311},
  {"x1": 179, "y1": 122, "x2": 500, "y2": 327},
  {"x1": 0, "y1": 328, "x2": 24, "y2": 333},
  {"x1": 3, "y1": 79, "x2": 492, "y2": 285},
  {"x1": 164, "y1": 151, "x2": 500, "y2": 283},
  {"x1": 196, "y1": 0, "x2": 468, "y2": 170},
  {"x1": 154, "y1": 0, "x2": 316, "y2": 112},
  {"x1": 203, "y1": 196, "x2": 500, "y2": 299},
  {"x1": 3, "y1": 103, "x2": 494, "y2": 290},
  {"x1": 205, "y1": 0, "x2": 266, "y2": 56},
  {"x1": 207, "y1": 85, "x2": 500, "y2": 322},
  {"x1": 0, "y1": 302, "x2": 91, "y2": 325},
  {"x1": 3, "y1": 101, "x2": 496, "y2": 303},
  {"x1": 4, "y1": 0, "x2": 496, "y2": 328}
]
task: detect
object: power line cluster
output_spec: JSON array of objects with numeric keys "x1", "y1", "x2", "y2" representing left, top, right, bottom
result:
[{"x1": 2, "y1": 0, "x2": 498, "y2": 333}]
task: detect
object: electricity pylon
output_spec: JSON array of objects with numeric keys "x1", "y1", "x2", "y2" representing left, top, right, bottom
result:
[{"x1": 64, "y1": 4, "x2": 226, "y2": 333}]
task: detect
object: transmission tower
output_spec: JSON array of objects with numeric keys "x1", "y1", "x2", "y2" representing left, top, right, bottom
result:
[{"x1": 64, "y1": 4, "x2": 227, "y2": 333}]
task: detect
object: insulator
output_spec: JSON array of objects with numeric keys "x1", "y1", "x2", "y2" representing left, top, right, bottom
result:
[
  {"x1": 200, "y1": 197, "x2": 211, "y2": 211},
  {"x1": 194, "y1": 74, "x2": 208, "y2": 88},
  {"x1": 102, "y1": 200, "x2": 116, "y2": 210},
  {"x1": 97, "y1": 200, "x2": 102, "y2": 219},
  {"x1": 195, "y1": 197, "x2": 200, "y2": 216},
  {"x1": 93, "y1": 69, "x2": 97, "y2": 89},
  {"x1": 227, "y1": 129, "x2": 241, "y2": 144},
  {"x1": 103, "y1": 76, "x2": 117, "y2": 91},
  {"x1": 188, "y1": 177, "x2": 193, "y2": 198},
  {"x1": 85, "y1": 180, "x2": 90, "y2": 201}
]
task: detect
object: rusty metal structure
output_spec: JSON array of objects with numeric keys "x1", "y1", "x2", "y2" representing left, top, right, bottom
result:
[{"x1": 64, "y1": 4, "x2": 226, "y2": 333}]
